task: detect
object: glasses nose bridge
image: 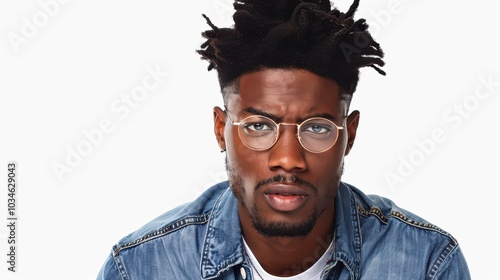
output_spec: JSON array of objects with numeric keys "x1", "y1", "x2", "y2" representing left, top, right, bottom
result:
[{"x1": 275, "y1": 122, "x2": 302, "y2": 145}]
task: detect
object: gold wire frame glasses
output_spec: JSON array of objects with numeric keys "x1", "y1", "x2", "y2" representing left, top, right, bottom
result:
[{"x1": 228, "y1": 114, "x2": 345, "y2": 153}]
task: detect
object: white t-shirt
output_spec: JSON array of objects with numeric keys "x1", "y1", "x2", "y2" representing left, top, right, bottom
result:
[{"x1": 242, "y1": 237, "x2": 334, "y2": 280}]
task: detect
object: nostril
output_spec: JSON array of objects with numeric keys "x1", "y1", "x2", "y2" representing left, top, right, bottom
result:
[{"x1": 268, "y1": 135, "x2": 307, "y2": 172}]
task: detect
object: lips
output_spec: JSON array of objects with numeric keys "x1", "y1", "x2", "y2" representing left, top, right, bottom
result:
[{"x1": 262, "y1": 184, "x2": 310, "y2": 212}]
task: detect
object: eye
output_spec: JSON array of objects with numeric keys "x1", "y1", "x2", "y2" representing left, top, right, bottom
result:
[
  {"x1": 244, "y1": 122, "x2": 273, "y2": 131},
  {"x1": 304, "y1": 124, "x2": 331, "y2": 134}
]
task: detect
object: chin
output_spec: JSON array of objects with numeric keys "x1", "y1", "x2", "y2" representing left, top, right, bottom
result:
[{"x1": 251, "y1": 207, "x2": 318, "y2": 237}]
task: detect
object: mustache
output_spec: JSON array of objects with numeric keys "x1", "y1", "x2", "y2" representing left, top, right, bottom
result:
[{"x1": 255, "y1": 174, "x2": 316, "y2": 193}]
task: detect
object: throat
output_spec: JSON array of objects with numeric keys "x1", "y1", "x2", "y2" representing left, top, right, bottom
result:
[
  {"x1": 242, "y1": 234, "x2": 334, "y2": 277},
  {"x1": 237, "y1": 197, "x2": 337, "y2": 276}
]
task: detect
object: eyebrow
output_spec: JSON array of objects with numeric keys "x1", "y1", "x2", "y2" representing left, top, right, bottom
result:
[
  {"x1": 243, "y1": 107, "x2": 282, "y2": 122},
  {"x1": 242, "y1": 107, "x2": 339, "y2": 123}
]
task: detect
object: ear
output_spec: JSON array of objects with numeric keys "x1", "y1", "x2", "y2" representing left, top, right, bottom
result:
[
  {"x1": 213, "y1": 106, "x2": 227, "y2": 151},
  {"x1": 344, "y1": 110, "x2": 360, "y2": 156}
]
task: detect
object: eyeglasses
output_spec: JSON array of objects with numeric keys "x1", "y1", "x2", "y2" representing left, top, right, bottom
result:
[{"x1": 228, "y1": 114, "x2": 345, "y2": 153}]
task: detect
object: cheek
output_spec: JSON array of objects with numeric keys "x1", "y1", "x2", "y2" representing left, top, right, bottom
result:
[
  {"x1": 228, "y1": 149, "x2": 267, "y2": 181},
  {"x1": 311, "y1": 155, "x2": 342, "y2": 183},
  {"x1": 307, "y1": 146, "x2": 345, "y2": 198},
  {"x1": 328, "y1": 130, "x2": 349, "y2": 172},
  {"x1": 225, "y1": 127, "x2": 265, "y2": 182}
]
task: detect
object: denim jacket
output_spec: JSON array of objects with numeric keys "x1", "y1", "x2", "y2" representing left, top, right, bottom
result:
[{"x1": 97, "y1": 181, "x2": 470, "y2": 279}]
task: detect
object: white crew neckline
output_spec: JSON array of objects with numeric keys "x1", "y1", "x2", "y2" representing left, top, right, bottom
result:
[{"x1": 242, "y1": 237, "x2": 334, "y2": 280}]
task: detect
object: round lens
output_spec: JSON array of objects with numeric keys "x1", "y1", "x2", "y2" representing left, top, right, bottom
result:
[
  {"x1": 299, "y1": 118, "x2": 339, "y2": 153},
  {"x1": 238, "y1": 116, "x2": 278, "y2": 150}
]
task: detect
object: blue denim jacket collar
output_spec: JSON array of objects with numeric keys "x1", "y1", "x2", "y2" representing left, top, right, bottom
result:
[
  {"x1": 200, "y1": 186, "x2": 244, "y2": 279},
  {"x1": 331, "y1": 182, "x2": 361, "y2": 279},
  {"x1": 200, "y1": 182, "x2": 361, "y2": 280}
]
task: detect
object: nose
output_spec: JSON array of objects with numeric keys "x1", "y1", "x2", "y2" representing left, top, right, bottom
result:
[{"x1": 268, "y1": 126, "x2": 307, "y2": 172}]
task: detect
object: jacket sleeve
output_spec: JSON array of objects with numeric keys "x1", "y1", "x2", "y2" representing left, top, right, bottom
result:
[
  {"x1": 430, "y1": 244, "x2": 471, "y2": 280},
  {"x1": 97, "y1": 251, "x2": 123, "y2": 280}
]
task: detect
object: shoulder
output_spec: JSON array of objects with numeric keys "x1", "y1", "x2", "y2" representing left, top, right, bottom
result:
[
  {"x1": 115, "y1": 181, "x2": 231, "y2": 251},
  {"x1": 343, "y1": 182, "x2": 453, "y2": 237},
  {"x1": 340, "y1": 182, "x2": 470, "y2": 279},
  {"x1": 97, "y1": 181, "x2": 233, "y2": 279}
]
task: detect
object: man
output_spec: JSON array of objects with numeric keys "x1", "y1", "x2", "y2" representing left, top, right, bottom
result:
[{"x1": 98, "y1": 0, "x2": 470, "y2": 279}]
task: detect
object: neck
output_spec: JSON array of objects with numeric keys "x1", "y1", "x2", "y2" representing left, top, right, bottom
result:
[{"x1": 240, "y1": 206, "x2": 335, "y2": 277}]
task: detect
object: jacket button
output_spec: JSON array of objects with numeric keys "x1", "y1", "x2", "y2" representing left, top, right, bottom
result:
[{"x1": 240, "y1": 267, "x2": 247, "y2": 279}]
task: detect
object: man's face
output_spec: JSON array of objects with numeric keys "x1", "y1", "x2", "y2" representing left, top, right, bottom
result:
[{"x1": 214, "y1": 68, "x2": 359, "y2": 237}]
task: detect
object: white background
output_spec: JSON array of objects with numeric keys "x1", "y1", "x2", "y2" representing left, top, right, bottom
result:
[{"x1": 0, "y1": 0, "x2": 498, "y2": 279}]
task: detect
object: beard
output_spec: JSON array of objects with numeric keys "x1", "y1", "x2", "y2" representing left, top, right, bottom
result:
[
  {"x1": 226, "y1": 156, "x2": 320, "y2": 237},
  {"x1": 251, "y1": 204, "x2": 317, "y2": 237}
]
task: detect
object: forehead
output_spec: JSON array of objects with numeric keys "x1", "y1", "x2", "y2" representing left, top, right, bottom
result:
[{"x1": 226, "y1": 68, "x2": 346, "y2": 119}]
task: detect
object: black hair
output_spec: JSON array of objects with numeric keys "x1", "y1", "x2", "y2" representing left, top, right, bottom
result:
[{"x1": 197, "y1": 0, "x2": 385, "y2": 101}]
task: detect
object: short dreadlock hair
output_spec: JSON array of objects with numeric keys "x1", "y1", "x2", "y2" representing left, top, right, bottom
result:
[{"x1": 197, "y1": 0, "x2": 385, "y2": 103}]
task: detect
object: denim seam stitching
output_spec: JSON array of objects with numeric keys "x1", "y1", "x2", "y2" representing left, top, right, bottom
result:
[
  {"x1": 113, "y1": 253, "x2": 129, "y2": 280},
  {"x1": 113, "y1": 214, "x2": 210, "y2": 256},
  {"x1": 356, "y1": 204, "x2": 388, "y2": 224},
  {"x1": 426, "y1": 242, "x2": 457, "y2": 279},
  {"x1": 389, "y1": 211, "x2": 455, "y2": 239},
  {"x1": 356, "y1": 203, "x2": 457, "y2": 240},
  {"x1": 201, "y1": 187, "x2": 238, "y2": 279}
]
